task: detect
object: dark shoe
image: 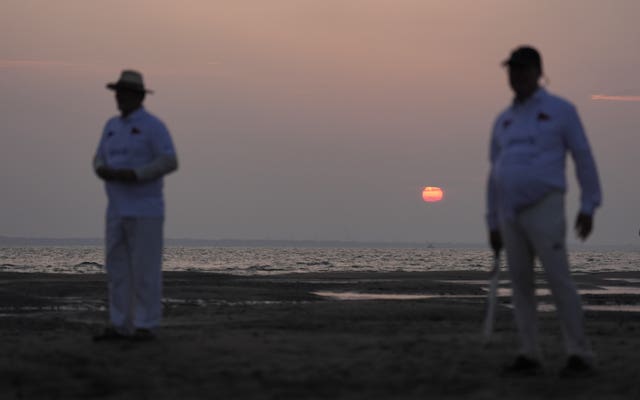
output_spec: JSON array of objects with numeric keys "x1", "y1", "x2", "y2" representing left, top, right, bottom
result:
[
  {"x1": 501, "y1": 355, "x2": 543, "y2": 376},
  {"x1": 93, "y1": 327, "x2": 129, "y2": 342},
  {"x1": 131, "y1": 328, "x2": 157, "y2": 342},
  {"x1": 560, "y1": 355, "x2": 595, "y2": 378}
]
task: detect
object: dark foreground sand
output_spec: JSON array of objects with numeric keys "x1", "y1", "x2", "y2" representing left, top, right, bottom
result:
[{"x1": 1, "y1": 270, "x2": 640, "y2": 399}]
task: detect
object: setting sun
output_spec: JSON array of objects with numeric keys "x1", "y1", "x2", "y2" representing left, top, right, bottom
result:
[{"x1": 422, "y1": 186, "x2": 444, "y2": 202}]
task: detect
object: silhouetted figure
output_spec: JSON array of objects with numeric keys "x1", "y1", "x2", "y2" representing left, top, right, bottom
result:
[
  {"x1": 93, "y1": 70, "x2": 178, "y2": 341},
  {"x1": 486, "y1": 46, "x2": 601, "y2": 376}
]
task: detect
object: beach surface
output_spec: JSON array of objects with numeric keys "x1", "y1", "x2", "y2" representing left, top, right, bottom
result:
[{"x1": 1, "y1": 270, "x2": 639, "y2": 399}]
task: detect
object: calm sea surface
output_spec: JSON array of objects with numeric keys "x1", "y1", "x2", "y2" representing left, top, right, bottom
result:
[{"x1": 1, "y1": 246, "x2": 640, "y2": 275}]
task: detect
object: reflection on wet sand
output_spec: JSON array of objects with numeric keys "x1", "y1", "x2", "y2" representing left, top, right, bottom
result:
[
  {"x1": 314, "y1": 279, "x2": 640, "y2": 312},
  {"x1": 312, "y1": 291, "x2": 484, "y2": 301},
  {"x1": 507, "y1": 303, "x2": 640, "y2": 313}
]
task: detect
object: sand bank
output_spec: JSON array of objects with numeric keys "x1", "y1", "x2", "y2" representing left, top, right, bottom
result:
[{"x1": 0, "y1": 270, "x2": 639, "y2": 399}]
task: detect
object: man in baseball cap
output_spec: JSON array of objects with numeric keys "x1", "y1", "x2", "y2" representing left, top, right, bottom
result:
[{"x1": 487, "y1": 46, "x2": 601, "y2": 376}]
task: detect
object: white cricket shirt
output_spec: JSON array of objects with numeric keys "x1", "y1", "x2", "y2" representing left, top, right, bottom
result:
[
  {"x1": 486, "y1": 88, "x2": 601, "y2": 230},
  {"x1": 95, "y1": 108, "x2": 177, "y2": 217}
]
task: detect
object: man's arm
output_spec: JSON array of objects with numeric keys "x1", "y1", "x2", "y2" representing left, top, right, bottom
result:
[
  {"x1": 93, "y1": 127, "x2": 112, "y2": 181},
  {"x1": 133, "y1": 119, "x2": 178, "y2": 181},
  {"x1": 94, "y1": 139, "x2": 138, "y2": 182},
  {"x1": 94, "y1": 146, "x2": 137, "y2": 182},
  {"x1": 487, "y1": 118, "x2": 502, "y2": 253},
  {"x1": 134, "y1": 154, "x2": 178, "y2": 181},
  {"x1": 93, "y1": 155, "x2": 110, "y2": 180},
  {"x1": 565, "y1": 105, "x2": 602, "y2": 240}
]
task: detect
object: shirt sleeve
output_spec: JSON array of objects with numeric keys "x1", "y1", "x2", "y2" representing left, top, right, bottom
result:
[
  {"x1": 564, "y1": 105, "x2": 602, "y2": 215},
  {"x1": 486, "y1": 118, "x2": 501, "y2": 230},
  {"x1": 134, "y1": 119, "x2": 178, "y2": 181},
  {"x1": 93, "y1": 121, "x2": 109, "y2": 171}
]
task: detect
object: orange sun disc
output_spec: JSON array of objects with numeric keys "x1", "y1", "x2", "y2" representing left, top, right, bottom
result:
[{"x1": 422, "y1": 186, "x2": 444, "y2": 202}]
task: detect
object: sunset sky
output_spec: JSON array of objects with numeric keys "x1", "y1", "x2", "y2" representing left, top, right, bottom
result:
[{"x1": 2, "y1": 1, "x2": 640, "y2": 245}]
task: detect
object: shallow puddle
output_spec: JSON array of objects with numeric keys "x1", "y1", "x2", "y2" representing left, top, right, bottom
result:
[
  {"x1": 314, "y1": 284, "x2": 640, "y2": 313},
  {"x1": 508, "y1": 303, "x2": 640, "y2": 313},
  {"x1": 492, "y1": 286, "x2": 640, "y2": 297},
  {"x1": 312, "y1": 291, "x2": 483, "y2": 301},
  {"x1": 604, "y1": 278, "x2": 640, "y2": 284}
]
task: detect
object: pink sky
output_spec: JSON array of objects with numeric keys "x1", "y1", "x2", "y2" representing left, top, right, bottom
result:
[{"x1": 2, "y1": 1, "x2": 640, "y2": 245}]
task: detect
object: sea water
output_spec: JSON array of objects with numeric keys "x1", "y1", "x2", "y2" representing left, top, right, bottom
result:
[{"x1": 1, "y1": 246, "x2": 640, "y2": 275}]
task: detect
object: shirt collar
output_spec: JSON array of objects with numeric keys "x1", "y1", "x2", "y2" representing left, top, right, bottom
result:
[
  {"x1": 511, "y1": 87, "x2": 547, "y2": 108},
  {"x1": 120, "y1": 106, "x2": 146, "y2": 122}
]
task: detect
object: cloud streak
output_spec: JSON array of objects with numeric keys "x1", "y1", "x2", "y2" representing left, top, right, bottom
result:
[
  {"x1": 591, "y1": 94, "x2": 640, "y2": 102},
  {"x1": 0, "y1": 59, "x2": 79, "y2": 68}
]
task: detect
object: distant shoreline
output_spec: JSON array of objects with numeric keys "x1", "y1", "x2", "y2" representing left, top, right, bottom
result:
[{"x1": 1, "y1": 235, "x2": 639, "y2": 251}]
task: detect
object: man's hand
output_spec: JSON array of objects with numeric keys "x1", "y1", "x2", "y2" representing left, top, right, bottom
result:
[
  {"x1": 575, "y1": 213, "x2": 593, "y2": 241},
  {"x1": 489, "y1": 229, "x2": 502, "y2": 255},
  {"x1": 95, "y1": 166, "x2": 115, "y2": 181},
  {"x1": 95, "y1": 167, "x2": 137, "y2": 182},
  {"x1": 112, "y1": 169, "x2": 137, "y2": 182}
]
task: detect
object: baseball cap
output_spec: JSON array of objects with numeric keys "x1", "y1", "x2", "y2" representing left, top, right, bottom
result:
[{"x1": 502, "y1": 46, "x2": 542, "y2": 69}]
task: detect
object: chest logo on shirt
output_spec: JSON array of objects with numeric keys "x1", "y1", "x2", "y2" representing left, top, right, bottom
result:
[
  {"x1": 502, "y1": 119, "x2": 512, "y2": 129},
  {"x1": 131, "y1": 127, "x2": 141, "y2": 135},
  {"x1": 107, "y1": 131, "x2": 114, "y2": 138}
]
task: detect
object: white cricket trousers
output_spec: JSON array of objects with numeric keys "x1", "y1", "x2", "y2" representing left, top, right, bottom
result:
[
  {"x1": 500, "y1": 191, "x2": 592, "y2": 360},
  {"x1": 105, "y1": 217, "x2": 163, "y2": 334}
]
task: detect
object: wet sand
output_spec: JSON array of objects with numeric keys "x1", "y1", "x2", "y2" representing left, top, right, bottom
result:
[{"x1": 1, "y1": 270, "x2": 640, "y2": 399}]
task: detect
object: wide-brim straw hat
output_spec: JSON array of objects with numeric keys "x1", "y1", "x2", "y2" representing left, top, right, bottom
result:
[{"x1": 106, "y1": 70, "x2": 153, "y2": 94}]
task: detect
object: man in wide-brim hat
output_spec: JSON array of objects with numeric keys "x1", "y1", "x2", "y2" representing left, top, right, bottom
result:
[{"x1": 93, "y1": 69, "x2": 178, "y2": 341}]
